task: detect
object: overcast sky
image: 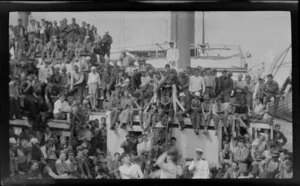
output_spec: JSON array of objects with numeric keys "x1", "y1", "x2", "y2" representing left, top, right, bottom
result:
[{"x1": 10, "y1": 11, "x2": 291, "y2": 70}]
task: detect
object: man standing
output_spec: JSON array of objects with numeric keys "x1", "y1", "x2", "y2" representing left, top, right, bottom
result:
[
  {"x1": 204, "y1": 68, "x2": 216, "y2": 98},
  {"x1": 244, "y1": 74, "x2": 255, "y2": 110},
  {"x1": 190, "y1": 92, "x2": 202, "y2": 135},
  {"x1": 166, "y1": 41, "x2": 179, "y2": 70},
  {"x1": 233, "y1": 73, "x2": 246, "y2": 105},
  {"x1": 189, "y1": 69, "x2": 206, "y2": 97},
  {"x1": 68, "y1": 18, "x2": 80, "y2": 43},
  {"x1": 188, "y1": 148, "x2": 210, "y2": 179},
  {"x1": 120, "y1": 134, "x2": 135, "y2": 155},
  {"x1": 178, "y1": 70, "x2": 190, "y2": 102},
  {"x1": 79, "y1": 21, "x2": 87, "y2": 39},
  {"x1": 87, "y1": 66, "x2": 101, "y2": 111},
  {"x1": 102, "y1": 31, "x2": 113, "y2": 58},
  {"x1": 219, "y1": 70, "x2": 233, "y2": 103}
]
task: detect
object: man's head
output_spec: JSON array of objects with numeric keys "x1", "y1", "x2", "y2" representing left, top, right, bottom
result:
[
  {"x1": 275, "y1": 124, "x2": 280, "y2": 132},
  {"x1": 245, "y1": 74, "x2": 251, "y2": 82},
  {"x1": 87, "y1": 24, "x2": 90, "y2": 29},
  {"x1": 238, "y1": 73, "x2": 243, "y2": 81},
  {"x1": 59, "y1": 151, "x2": 67, "y2": 161},
  {"x1": 72, "y1": 18, "x2": 76, "y2": 24},
  {"x1": 231, "y1": 161, "x2": 238, "y2": 170},
  {"x1": 222, "y1": 70, "x2": 228, "y2": 77},
  {"x1": 170, "y1": 137, "x2": 177, "y2": 145},
  {"x1": 143, "y1": 134, "x2": 148, "y2": 142},
  {"x1": 169, "y1": 41, "x2": 175, "y2": 48},
  {"x1": 195, "y1": 148, "x2": 203, "y2": 160},
  {"x1": 227, "y1": 72, "x2": 233, "y2": 78},
  {"x1": 223, "y1": 142, "x2": 230, "y2": 151},
  {"x1": 59, "y1": 93, "x2": 66, "y2": 102},
  {"x1": 121, "y1": 153, "x2": 130, "y2": 164},
  {"x1": 165, "y1": 64, "x2": 171, "y2": 72},
  {"x1": 18, "y1": 18, "x2": 22, "y2": 26},
  {"x1": 74, "y1": 64, "x2": 79, "y2": 72},
  {"x1": 267, "y1": 74, "x2": 273, "y2": 81},
  {"x1": 212, "y1": 69, "x2": 217, "y2": 76},
  {"x1": 82, "y1": 21, "x2": 86, "y2": 27},
  {"x1": 237, "y1": 138, "x2": 245, "y2": 148}
]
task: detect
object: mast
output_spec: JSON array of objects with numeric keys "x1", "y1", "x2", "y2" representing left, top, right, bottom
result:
[{"x1": 202, "y1": 12, "x2": 205, "y2": 45}]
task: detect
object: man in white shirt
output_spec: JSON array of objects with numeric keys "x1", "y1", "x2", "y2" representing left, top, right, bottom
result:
[
  {"x1": 189, "y1": 70, "x2": 206, "y2": 96},
  {"x1": 137, "y1": 134, "x2": 151, "y2": 156},
  {"x1": 53, "y1": 94, "x2": 70, "y2": 120},
  {"x1": 38, "y1": 60, "x2": 53, "y2": 83},
  {"x1": 166, "y1": 41, "x2": 179, "y2": 70},
  {"x1": 188, "y1": 148, "x2": 210, "y2": 179},
  {"x1": 119, "y1": 153, "x2": 144, "y2": 179},
  {"x1": 87, "y1": 66, "x2": 101, "y2": 110}
]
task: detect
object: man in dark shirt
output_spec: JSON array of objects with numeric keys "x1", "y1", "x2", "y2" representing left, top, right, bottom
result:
[
  {"x1": 79, "y1": 21, "x2": 87, "y2": 38},
  {"x1": 120, "y1": 134, "x2": 135, "y2": 155},
  {"x1": 14, "y1": 18, "x2": 26, "y2": 41},
  {"x1": 131, "y1": 68, "x2": 142, "y2": 91},
  {"x1": 102, "y1": 31, "x2": 113, "y2": 58},
  {"x1": 273, "y1": 124, "x2": 287, "y2": 151},
  {"x1": 219, "y1": 70, "x2": 233, "y2": 103},
  {"x1": 68, "y1": 18, "x2": 80, "y2": 43}
]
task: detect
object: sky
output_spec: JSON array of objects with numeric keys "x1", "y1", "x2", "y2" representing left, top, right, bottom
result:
[{"x1": 10, "y1": 11, "x2": 291, "y2": 76}]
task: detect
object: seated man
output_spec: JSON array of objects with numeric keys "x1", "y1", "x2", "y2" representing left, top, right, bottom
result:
[
  {"x1": 263, "y1": 74, "x2": 279, "y2": 106},
  {"x1": 190, "y1": 92, "x2": 202, "y2": 135},
  {"x1": 118, "y1": 90, "x2": 134, "y2": 129},
  {"x1": 177, "y1": 92, "x2": 191, "y2": 130},
  {"x1": 212, "y1": 98, "x2": 225, "y2": 136},
  {"x1": 201, "y1": 94, "x2": 212, "y2": 134},
  {"x1": 53, "y1": 94, "x2": 70, "y2": 120},
  {"x1": 251, "y1": 98, "x2": 265, "y2": 120}
]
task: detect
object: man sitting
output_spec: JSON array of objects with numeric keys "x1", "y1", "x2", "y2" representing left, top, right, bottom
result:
[
  {"x1": 53, "y1": 94, "x2": 70, "y2": 120},
  {"x1": 263, "y1": 74, "x2": 279, "y2": 106}
]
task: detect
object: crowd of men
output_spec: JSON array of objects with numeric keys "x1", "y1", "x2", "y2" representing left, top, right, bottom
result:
[{"x1": 7, "y1": 16, "x2": 292, "y2": 181}]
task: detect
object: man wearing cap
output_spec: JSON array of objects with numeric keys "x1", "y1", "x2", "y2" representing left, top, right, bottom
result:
[
  {"x1": 233, "y1": 138, "x2": 250, "y2": 173},
  {"x1": 190, "y1": 91, "x2": 202, "y2": 135},
  {"x1": 177, "y1": 92, "x2": 191, "y2": 130},
  {"x1": 219, "y1": 70, "x2": 233, "y2": 102},
  {"x1": 87, "y1": 66, "x2": 101, "y2": 110},
  {"x1": 273, "y1": 124, "x2": 287, "y2": 151},
  {"x1": 102, "y1": 31, "x2": 113, "y2": 58},
  {"x1": 263, "y1": 74, "x2": 279, "y2": 105},
  {"x1": 259, "y1": 151, "x2": 280, "y2": 178},
  {"x1": 188, "y1": 148, "x2": 210, "y2": 179},
  {"x1": 166, "y1": 41, "x2": 179, "y2": 69}
]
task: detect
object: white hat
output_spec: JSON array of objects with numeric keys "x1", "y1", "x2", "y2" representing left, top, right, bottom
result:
[
  {"x1": 109, "y1": 61, "x2": 114, "y2": 66},
  {"x1": 195, "y1": 92, "x2": 200, "y2": 96},
  {"x1": 9, "y1": 137, "x2": 17, "y2": 144},
  {"x1": 30, "y1": 138, "x2": 39, "y2": 145},
  {"x1": 179, "y1": 92, "x2": 185, "y2": 97},
  {"x1": 195, "y1": 148, "x2": 203, "y2": 153},
  {"x1": 117, "y1": 61, "x2": 122, "y2": 67},
  {"x1": 91, "y1": 66, "x2": 96, "y2": 70},
  {"x1": 85, "y1": 56, "x2": 91, "y2": 61},
  {"x1": 178, "y1": 69, "x2": 184, "y2": 73}
]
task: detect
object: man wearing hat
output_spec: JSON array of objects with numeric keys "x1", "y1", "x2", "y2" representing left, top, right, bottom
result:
[
  {"x1": 273, "y1": 124, "x2": 287, "y2": 151},
  {"x1": 102, "y1": 31, "x2": 113, "y2": 58},
  {"x1": 177, "y1": 92, "x2": 191, "y2": 130},
  {"x1": 259, "y1": 150, "x2": 281, "y2": 178},
  {"x1": 166, "y1": 41, "x2": 179, "y2": 70},
  {"x1": 219, "y1": 70, "x2": 233, "y2": 102},
  {"x1": 263, "y1": 74, "x2": 279, "y2": 105},
  {"x1": 188, "y1": 148, "x2": 210, "y2": 178},
  {"x1": 189, "y1": 68, "x2": 206, "y2": 97},
  {"x1": 190, "y1": 91, "x2": 202, "y2": 135}
]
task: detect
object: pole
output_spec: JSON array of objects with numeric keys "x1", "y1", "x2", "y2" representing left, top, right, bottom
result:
[{"x1": 18, "y1": 12, "x2": 31, "y2": 28}]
